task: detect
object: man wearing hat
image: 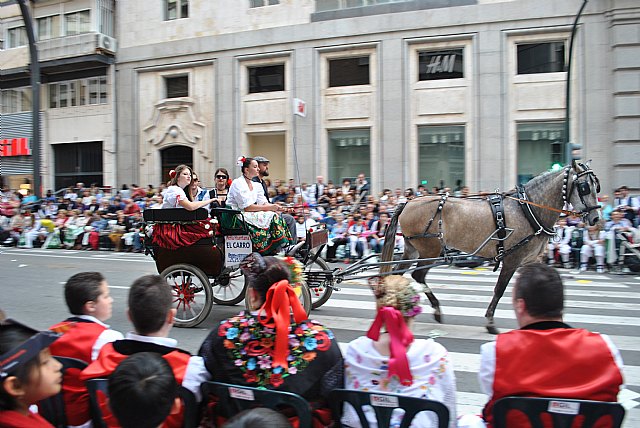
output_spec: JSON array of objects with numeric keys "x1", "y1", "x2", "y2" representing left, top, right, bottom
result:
[{"x1": 253, "y1": 156, "x2": 297, "y2": 241}]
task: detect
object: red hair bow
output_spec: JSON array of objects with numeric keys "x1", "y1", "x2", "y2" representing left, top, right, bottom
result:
[{"x1": 169, "y1": 169, "x2": 176, "y2": 178}]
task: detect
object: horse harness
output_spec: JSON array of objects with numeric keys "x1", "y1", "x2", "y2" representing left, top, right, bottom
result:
[{"x1": 403, "y1": 163, "x2": 600, "y2": 268}]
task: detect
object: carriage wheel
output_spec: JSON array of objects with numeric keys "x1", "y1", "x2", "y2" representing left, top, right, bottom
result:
[
  {"x1": 212, "y1": 267, "x2": 248, "y2": 306},
  {"x1": 306, "y1": 257, "x2": 333, "y2": 310},
  {"x1": 161, "y1": 264, "x2": 212, "y2": 328},
  {"x1": 244, "y1": 281, "x2": 312, "y2": 317}
]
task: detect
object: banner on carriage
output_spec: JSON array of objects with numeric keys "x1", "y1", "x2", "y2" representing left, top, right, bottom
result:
[{"x1": 224, "y1": 235, "x2": 252, "y2": 266}]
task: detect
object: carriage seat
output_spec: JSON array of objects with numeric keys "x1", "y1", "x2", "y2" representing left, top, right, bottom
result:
[
  {"x1": 143, "y1": 207, "x2": 209, "y2": 223},
  {"x1": 210, "y1": 207, "x2": 249, "y2": 236}
]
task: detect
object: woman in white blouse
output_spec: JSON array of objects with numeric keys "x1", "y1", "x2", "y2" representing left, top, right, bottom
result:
[
  {"x1": 162, "y1": 164, "x2": 214, "y2": 210},
  {"x1": 343, "y1": 275, "x2": 457, "y2": 428},
  {"x1": 227, "y1": 157, "x2": 294, "y2": 254}
]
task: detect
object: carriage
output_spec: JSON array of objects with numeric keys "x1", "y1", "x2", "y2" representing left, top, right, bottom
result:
[
  {"x1": 142, "y1": 206, "x2": 334, "y2": 327},
  {"x1": 144, "y1": 161, "x2": 602, "y2": 333}
]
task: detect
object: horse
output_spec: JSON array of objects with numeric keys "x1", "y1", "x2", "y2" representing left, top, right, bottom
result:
[{"x1": 380, "y1": 160, "x2": 601, "y2": 334}]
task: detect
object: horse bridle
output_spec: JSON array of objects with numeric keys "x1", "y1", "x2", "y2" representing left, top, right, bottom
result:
[{"x1": 563, "y1": 162, "x2": 601, "y2": 218}]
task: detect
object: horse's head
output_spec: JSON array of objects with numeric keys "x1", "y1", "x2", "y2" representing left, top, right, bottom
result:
[{"x1": 566, "y1": 160, "x2": 601, "y2": 226}]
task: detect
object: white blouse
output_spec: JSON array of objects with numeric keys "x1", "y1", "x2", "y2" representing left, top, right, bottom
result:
[
  {"x1": 343, "y1": 336, "x2": 457, "y2": 428},
  {"x1": 227, "y1": 176, "x2": 267, "y2": 210},
  {"x1": 162, "y1": 185, "x2": 188, "y2": 208}
]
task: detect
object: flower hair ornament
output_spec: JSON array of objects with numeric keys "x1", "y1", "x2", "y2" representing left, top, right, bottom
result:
[
  {"x1": 227, "y1": 178, "x2": 233, "y2": 187},
  {"x1": 169, "y1": 169, "x2": 176, "y2": 179},
  {"x1": 280, "y1": 256, "x2": 306, "y2": 288},
  {"x1": 236, "y1": 156, "x2": 247, "y2": 167}
]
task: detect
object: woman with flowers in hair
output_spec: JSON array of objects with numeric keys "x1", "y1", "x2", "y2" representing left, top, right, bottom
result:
[
  {"x1": 162, "y1": 164, "x2": 215, "y2": 210},
  {"x1": 343, "y1": 275, "x2": 457, "y2": 428},
  {"x1": 198, "y1": 253, "x2": 343, "y2": 427},
  {"x1": 227, "y1": 157, "x2": 293, "y2": 254}
]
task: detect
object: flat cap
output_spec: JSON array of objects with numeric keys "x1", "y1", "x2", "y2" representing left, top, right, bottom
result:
[{"x1": 254, "y1": 156, "x2": 270, "y2": 163}]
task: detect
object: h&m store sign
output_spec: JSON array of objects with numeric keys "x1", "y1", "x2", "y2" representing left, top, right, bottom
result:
[{"x1": 0, "y1": 138, "x2": 31, "y2": 157}]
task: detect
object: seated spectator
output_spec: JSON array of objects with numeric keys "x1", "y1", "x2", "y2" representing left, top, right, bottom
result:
[
  {"x1": 368, "y1": 212, "x2": 389, "y2": 254},
  {"x1": 547, "y1": 217, "x2": 572, "y2": 268},
  {"x1": 199, "y1": 253, "x2": 343, "y2": 427},
  {"x1": 0, "y1": 319, "x2": 63, "y2": 428},
  {"x1": 294, "y1": 212, "x2": 317, "y2": 243},
  {"x1": 605, "y1": 209, "x2": 637, "y2": 271},
  {"x1": 580, "y1": 224, "x2": 606, "y2": 273},
  {"x1": 80, "y1": 274, "x2": 210, "y2": 428},
  {"x1": 49, "y1": 272, "x2": 123, "y2": 428},
  {"x1": 108, "y1": 352, "x2": 180, "y2": 428},
  {"x1": 326, "y1": 214, "x2": 348, "y2": 262},
  {"x1": 476, "y1": 263, "x2": 624, "y2": 428},
  {"x1": 343, "y1": 275, "x2": 457, "y2": 428},
  {"x1": 348, "y1": 215, "x2": 368, "y2": 260},
  {"x1": 224, "y1": 408, "x2": 292, "y2": 428}
]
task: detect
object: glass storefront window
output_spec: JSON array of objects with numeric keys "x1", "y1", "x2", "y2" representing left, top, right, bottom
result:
[
  {"x1": 517, "y1": 122, "x2": 565, "y2": 184},
  {"x1": 418, "y1": 125, "x2": 465, "y2": 189},
  {"x1": 328, "y1": 129, "x2": 370, "y2": 185}
]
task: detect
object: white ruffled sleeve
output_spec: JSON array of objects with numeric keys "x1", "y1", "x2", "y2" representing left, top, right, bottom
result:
[
  {"x1": 228, "y1": 178, "x2": 256, "y2": 210},
  {"x1": 161, "y1": 186, "x2": 187, "y2": 208}
]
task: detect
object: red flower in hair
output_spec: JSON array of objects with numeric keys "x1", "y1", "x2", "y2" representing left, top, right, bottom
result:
[
  {"x1": 169, "y1": 169, "x2": 176, "y2": 178},
  {"x1": 227, "y1": 178, "x2": 233, "y2": 187}
]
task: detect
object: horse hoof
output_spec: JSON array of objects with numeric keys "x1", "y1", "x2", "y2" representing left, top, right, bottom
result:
[
  {"x1": 486, "y1": 325, "x2": 500, "y2": 335},
  {"x1": 433, "y1": 312, "x2": 443, "y2": 323}
]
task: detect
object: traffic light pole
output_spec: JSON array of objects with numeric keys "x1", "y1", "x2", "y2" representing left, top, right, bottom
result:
[
  {"x1": 565, "y1": 0, "x2": 588, "y2": 164},
  {"x1": 17, "y1": 0, "x2": 41, "y2": 198}
]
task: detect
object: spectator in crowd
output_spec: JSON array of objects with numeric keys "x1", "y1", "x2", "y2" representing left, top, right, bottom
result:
[
  {"x1": 368, "y1": 212, "x2": 389, "y2": 254},
  {"x1": 48, "y1": 272, "x2": 123, "y2": 427},
  {"x1": 605, "y1": 209, "x2": 637, "y2": 271},
  {"x1": 81, "y1": 274, "x2": 210, "y2": 428},
  {"x1": 599, "y1": 194, "x2": 613, "y2": 221},
  {"x1": 547, "y1": 217, "x2": 572, "y2": 268},
  {"x1": 294, "y1": 211, "x2": 317, "y2": 243},
  {"x1": 0, "y1": 319, "x2": 63, "y2": 428},
  {"x1": 580, "y1": 224, "x2": 606, "y2": 273},
  {"x1": 223, "y1": 408, "x2": 292, "y2": 428},
  {"x1": 326, "y1": 214, "x2": 349, "y2": 262},
  {"x1": 199, "y1": 253, "x2": 343, "y2": 427},
  {"x1": 118, "y1": 184, "x2": 131, "y2": 200},
  {"x1": 341, "y1": 179, "x2": 352, "y2": 197},
  {"x1": 343, "y1": 275, "x2": 457, "y2": 428},
  {"x1": 348, "y1": 215, "x2": 368, "y2": 260},
  {"x1": 355, "y1": 173, "x2": 369, "y2": 197},
  {"x1": 613, "y1": 185, "x2": 639, "y2": 225},
  {"x1": 475, "y1": 263, "x2": 624, "y2": 428},
  {"x1": 108, "y1": 352, "x2": 180, "y2": 428}
]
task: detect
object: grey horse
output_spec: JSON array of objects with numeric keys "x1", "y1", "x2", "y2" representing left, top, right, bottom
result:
[{"x1": 380, "y1": 161, "x2": 601, "y2": 334}]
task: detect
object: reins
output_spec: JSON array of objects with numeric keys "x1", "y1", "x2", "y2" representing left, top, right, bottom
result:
[{"x1": 503, "y1": 195, "x2": 580, "y2": 217}]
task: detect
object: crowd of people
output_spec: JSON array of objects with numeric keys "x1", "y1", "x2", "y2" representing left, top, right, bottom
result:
[{"x1": 0, "y1": 260, "x2": 626, "y2": 427}]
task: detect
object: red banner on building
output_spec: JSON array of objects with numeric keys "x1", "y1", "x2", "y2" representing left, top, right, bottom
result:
[{"x1": 0, "y1": 138, "x2": 31, "y2": 157}]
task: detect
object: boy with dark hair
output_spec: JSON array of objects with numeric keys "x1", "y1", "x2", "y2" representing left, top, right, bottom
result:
[
  {"x1": 81, "y1": 274, "x2": 209, "y2": 428},
  {"x1": 49, "y1": 271, "x2": 123, "y2": 427},
  {"x1": 108, "y1": 352, "x2": 180, "y2": 428}
]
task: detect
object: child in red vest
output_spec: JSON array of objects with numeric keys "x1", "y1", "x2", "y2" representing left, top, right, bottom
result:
[
  {"x1": 49, "y1": 272, "x2": 123, "y2": 427},
  {"x1": 80, "y1": 274, "x2": 210, "y2": 428},
  {"x1": 0, "y1": 319, "x2": 63, "y2": 428}
]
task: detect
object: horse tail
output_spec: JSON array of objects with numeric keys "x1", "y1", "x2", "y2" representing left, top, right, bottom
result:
[{"x1": 380, "y1": 202, "x2": 406, "y2": 274}]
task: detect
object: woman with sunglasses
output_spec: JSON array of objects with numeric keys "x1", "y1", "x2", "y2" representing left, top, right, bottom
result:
[{"x1": 209, "y1": 168, "x2": 231, "y2": 209}]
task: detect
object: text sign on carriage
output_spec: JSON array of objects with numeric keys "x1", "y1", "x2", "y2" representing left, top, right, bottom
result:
[{"x1": 224, "y1": 235, "x2": 252, "y2": 266}]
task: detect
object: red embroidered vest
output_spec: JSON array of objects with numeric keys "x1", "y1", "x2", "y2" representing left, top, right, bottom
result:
[
  {"x1": 483, "y1": 328, "x2": 623, "y2": 428},
  {"x1": 80, "y1": 342, "x2": 191, "y2": 428},
  {"x1": 48, "y1": 320, "x2": 106, "y2": 426}
]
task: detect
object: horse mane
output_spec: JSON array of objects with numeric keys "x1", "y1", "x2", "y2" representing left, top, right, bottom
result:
[{"x1": 504, "y1": 165, "x2": 570, "y2": 196}]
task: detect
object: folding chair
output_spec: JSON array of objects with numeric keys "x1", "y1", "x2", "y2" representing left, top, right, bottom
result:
[
  {"x1": 492, "y1": 396, "x2": 625, "y2": 428},
  {"x1": 200, "y1": 381, "x2": 313, "y2": 428},
  {"x1": 38, "y1": 356, "x2": 88, "y2": 428},
  {"x1": 86, "y1": 378, "x2": 199, "y2": 428},
  {"x1": 328, "y1": 389, "x2": 449, "y2": 428}
]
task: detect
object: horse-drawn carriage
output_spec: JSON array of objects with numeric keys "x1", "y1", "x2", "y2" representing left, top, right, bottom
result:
[
  {"x1": 143, "y1": 161, "x2": 603, "y2": 334},
  {"x1": 142, "y1": 206, "x2": 333, "y2": 327}
]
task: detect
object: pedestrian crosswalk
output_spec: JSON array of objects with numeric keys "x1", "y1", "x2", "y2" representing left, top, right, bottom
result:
[{"x1": 311, "y1": 265, "x2": 640, "y2": 427}]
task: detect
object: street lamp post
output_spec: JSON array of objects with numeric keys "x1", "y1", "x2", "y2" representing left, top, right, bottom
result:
[
  {"x1": 16, "y1": 0, "x2": 41, "y2": 198},
  {"x1": 565, "y1": 0, "x2": 589, "y2": 164}
]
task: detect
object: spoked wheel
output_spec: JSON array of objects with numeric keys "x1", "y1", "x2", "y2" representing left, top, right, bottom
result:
[
  {"x1": 212, "y1": 267, "x2": 248, "y2": 306},
  {"x1": 161, "y1": 264, "x2": 212, "y2": 328},
  {"x1": 305, "y1": 257, "x2": 333, "y2": 309},
  {"x1": 244, "y1": 282, "x2": 312, "y2": 317}
]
